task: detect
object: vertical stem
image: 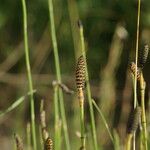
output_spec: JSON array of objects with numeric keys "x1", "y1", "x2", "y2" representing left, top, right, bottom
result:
[
  {"x1": 133, "y1": 0, "x2": 141, "y2": 149},
  {"x1": 21, "y1": 0, "x2": 37, "y2": 149},
  {"x1": 140, "y1": 74, "x2": 148, "y2": 150},
  {"x1": 48, "y1": 0, "x2": 70, "y2": 149},
  {"x1": 78, "y1": 89, "x2": 86, "y2": 149},
  {"x1": 79, "y1": 22, "x2": 98, "y2": 150},
  {"x1": 54, "y1": 85, "x2": 61, "y2": 150},
  {"x1": 125, "y1": 134, "x2": 133, "y2": 150},
  {"x1": 26, "y1": 122, "x2": 31, "y2": 150}
]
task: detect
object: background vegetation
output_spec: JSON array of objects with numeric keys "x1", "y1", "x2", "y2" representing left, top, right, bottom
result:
[{"x1": 0, "y1": 0, "x2": 150, "y2": 149}]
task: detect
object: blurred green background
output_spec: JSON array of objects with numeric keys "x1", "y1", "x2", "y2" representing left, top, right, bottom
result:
[{"x1": 0, "y1": 0, "x2": 150, "y2": 149}]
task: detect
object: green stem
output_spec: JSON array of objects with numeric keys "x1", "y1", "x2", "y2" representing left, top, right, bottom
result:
[
  {"x1": 21, "y1": 0, "x2": 37, "y2": 149},
  {"x1": 48, "y1": 0, "x2": 70, "y2": 149},
  {"x1": 78, "y1": 21, "x2": 98, "y2": 150},
  {"x1": 26, "y1": 122, "x2": 31, "y2": 150},
  {"x1": 78, "y1": 89, "x2": 86, "y2": 149},
  {"x1": 140, "y1": 74, "x2": 148, "y2": 150},
  {"x1": 54, "y1": 85, "x2": 61, "y2": 150},
  {"x1": 125, "y1": 134, "x2": 133, "y2": 150}
]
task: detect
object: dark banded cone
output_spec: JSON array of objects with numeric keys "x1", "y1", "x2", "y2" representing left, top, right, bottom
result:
[
  {"x1": 76, "y1": 55, "x2": 86, "y2": 89},
  {"x1": 127, "y1": 106, "x2": 141, "y2": 134},
  {"x1": 129, "y1": 62, "x2": 141, "y2": 80},
  {"x1": 44, "y1": 137, "x2": 53, "y2": 150},
  {"x1": 138, "y1": 44, "x2": 149, "y2": 69}
]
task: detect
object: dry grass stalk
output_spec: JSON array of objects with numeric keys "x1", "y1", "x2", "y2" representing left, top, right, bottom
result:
[
  {"x1": 52, "y1": 80, "x2": 74, "y2": 95},
  {"x1": 40, "y1": 100, "x2": 53, "y2": 150},
  {"x1": 14, "y1": 133, "x2": 24, "y2": 150}
]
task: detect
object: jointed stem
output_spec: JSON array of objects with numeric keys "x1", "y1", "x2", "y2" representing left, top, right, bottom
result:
[
  {"x1": 140, "y1": 74, "x2": 148, "y2": 150},
  {"x1": 48, "y1": 0, "x2": 70, "y2": 149},
  {"x1": 21, "y1": 0, "x2": 37, "y2": 149},
  {"x1": 78, "y1": 88, "x2": 86, "y2": 149},
  {"x1": 79, "y1": 22, "x2": 98, "y2": 150}
]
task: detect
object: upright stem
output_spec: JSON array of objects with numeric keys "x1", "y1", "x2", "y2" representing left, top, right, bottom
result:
[
  {"x1": 26, "y1": 122, "x2": 31, "y2": 150},
  {"x1": 48, "y1": 0, "x2": 70, "y2": 149},
  {"x1": 21, "y1": 0, "x2": 37, "y2": 149},
  {"x1": 78, "y1": 88, "x2": 86, "y2": 149},
  {"x1": 133, "y1": 0, "x2": 141, "y2": 149},
  {"x1": 125, "y1": 134, "x2": 133, "y2": 150},
  {"x1": 79, "y1": 22, "x2": 98, "y2": 150},
  {"x1": 54, "y1": 85, "x2": 61, "y2": 150},
  {"x1": 134, "y1": 0, "x2": 141, "y2": 108},
  {"x1": 140, "y1": 74, "x2": 148, "y2": 150}
]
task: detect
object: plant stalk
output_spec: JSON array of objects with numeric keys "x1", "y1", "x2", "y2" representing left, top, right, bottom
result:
[
  {"x1": 79, "y1": 22, "x2": 98, "y2": 150},
  {"x1": 125, "y1": 134, "x2": 133, "y2": 150},
  {"x1": 21, "y1": 0, "x2": 37, "y2": 149},
  {"x1": 78, "y1": 88, "x2": 86, "y2": 149},
  {"x1": 48, "y1": 0, "x2": 70, "y2": 149},
  {"x1": 54, "y1": 85, "x2": 61, "y2": 150},
  {"x1": 140, "y1": 73, "x2": 148, "y2": 150},
  {"x1": 133, "y1": 0, "x2": 141, "y2": 149}
]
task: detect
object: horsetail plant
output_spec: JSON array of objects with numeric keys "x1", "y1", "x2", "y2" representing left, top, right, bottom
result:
[
  {"x1": 125, "y1": 107, "x2": 141, "y2": 150},
  {"x1": 76, "y1": 55, "x2": 86, "y2": 149},
  {"x1": 21, "y1": 0, "x2": 37, "y2": 149},
  {"x1": 139, "y1": 72, "x2": 148, "y2": 150},
  {"x1": 138, "y1": 44, "x2": 149, "y2": 69},
  {"x1": 78, "y1": 20, "x2": 98, "y2": 150},
  {"x1": 129, "y1": 43, "x2": 149, "y2": 150},
  {"x1": 48, "y1": 0, "x2": 70, "y2": 149},
  {"x1": 139, "y1": 44, "x2": 149, "y2": 150}
]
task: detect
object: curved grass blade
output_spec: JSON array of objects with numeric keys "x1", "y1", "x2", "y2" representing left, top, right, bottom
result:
[{"x1": 0, "y1": 90, "x2": 36, "y2": 118}]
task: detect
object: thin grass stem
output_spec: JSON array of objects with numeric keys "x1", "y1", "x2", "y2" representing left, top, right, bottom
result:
[
  {"x1": 0, "y1": 90, "x2": 36, "y2": 118},
  {"x1": 48, "y1": 0, "x2": 70, "y2": 149},
  {"x1": 92, "y1": 99, "x2": 114, "y2": 145},
  {"x1": 133, "y1": 0, "x2": 141, "y2": 149}
]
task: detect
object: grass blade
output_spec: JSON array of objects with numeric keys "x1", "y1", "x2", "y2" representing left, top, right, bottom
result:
[{"x1": 0, "y1": 90, "x2": 36, "y2": 118}]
